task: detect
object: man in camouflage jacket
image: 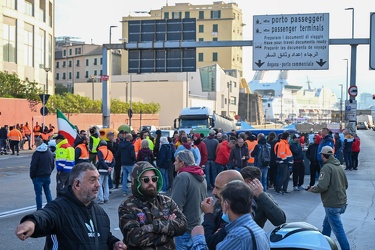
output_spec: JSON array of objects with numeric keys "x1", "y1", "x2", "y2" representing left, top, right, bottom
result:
[{"x1": 118, "y1": 161, "x2": 187, "y2": 249}]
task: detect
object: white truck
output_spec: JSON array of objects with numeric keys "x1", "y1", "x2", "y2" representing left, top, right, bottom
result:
[
  {"x1": 173, "y1": 107, "x2": 237, "y2": 136},
  {"x1": 357, "y1": 114, "x2": 373, "y2": 129}
]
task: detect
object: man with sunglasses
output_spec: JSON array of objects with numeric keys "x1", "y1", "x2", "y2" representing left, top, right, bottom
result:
[{"x1": 118, "y1": 161, "x2": 187, "y2": 249}]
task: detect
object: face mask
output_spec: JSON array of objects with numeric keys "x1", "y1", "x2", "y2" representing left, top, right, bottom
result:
[{"x1": 221, "y1": 212, "x2": 230, "y2": 223}]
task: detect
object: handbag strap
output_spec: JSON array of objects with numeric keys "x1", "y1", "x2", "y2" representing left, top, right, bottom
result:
[{"x1": 244, "y1": 225, "x2": 257, "y2": 250}]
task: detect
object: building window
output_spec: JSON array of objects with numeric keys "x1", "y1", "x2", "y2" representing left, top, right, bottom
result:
[
  {"x1": 100, "y1": 70, "x2": 102, "y2": 75},
  {"x1": 94, "y1": 70, "x2": 97, "y2": 76},
  {"x1": 199, "y1": 11, "x2": 204, "y2": 19},
  {"x1": 69, "y1": 48, "x2": 72, "y2": 56},
  {"x1": 38, "y1": 29, "x2": 45, "y2": 68},
  {"x1": 56, "y1": 61, "x2": 59, "y2": 68},
  {"x1": 172, "y1": 12, "x2": 181, "y2": 19},
  {"x1": 164, "y1": 12, "x2": 169, "y2": 19},
  {"x1": 75, "y1": 47, "x2": 81, "y2": 55},
  {"x1": 63, "y1": 49, "x2": 66, "y2": 57},
  {"x1": 213, "y1": 37, "x2": 218, "y2": 41},
  {"x1": 3, "y1": 17, "x2": 17, "y2": 63},
  {"x1": 94, "y1": 58, "x2": 97, "y2": 65},
  {"x1": 62, "y1": 72, "x2": 66, "y2": 79},
  {"x1": 76, "y1": 72, "x2": 80, "y2": 79},
  {"x1": 185, "y1": 11, "x2": 190, "y2": 18},
  {"x1": 100, "y1": 57, "x2": 102, "y2": 65},
  {"x1": 198, "y1": 38, "x2": 204, "y2": 41},
  {"x1": 86, "y1": 59, "x2": 89, "y2": 66},
  {"x1": 62, "y1": 61, "x2": 66, "y2": 67},
  {"x1": 85, "y1": 71, "x2": 88, "y2": 78},
  {"x1": 212, "y1": 52, "x2": 218, "y2": 62},
  {"x1": 24, "y1": 23, "x2": 33, "y2": 67},
  {"x1": 198, "y1": 53, "x2": 204, "y2": 62},
  {"x1": 56, "y1": 73, "x2": 59, "y2": 80},
  {"x1": 211, "y1": 10, "x2": 221, "y2": 19},
  {"x1": 199, "y1": 25, "x2": 204, "y2": 33},
  {"x1": 69, "y1": 72, "x2": 72, "y2": 79},
  {"x1": 76, "y1": 59, "x2": 80, "y2": 66},
  {"x1": 68, "y1": 60, "x2": 72, "y2": 67},
  {"x1": 25, "y1": 0, "x2": 33, "y2": 16},
  {"x1": 213, "y1": 24, "x2": 218, "y2": 32},
  {"x1": 3, "y1": 0, "x2": 16, "y2": 9}
]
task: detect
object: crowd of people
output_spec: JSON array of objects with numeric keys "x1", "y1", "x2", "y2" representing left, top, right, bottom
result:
[
  {"x1": 0, "y1": 122, "x2": 55, "y2": 155},
  {"x1": 13, "y1": 125, "x2": 356, "y2": 250}
]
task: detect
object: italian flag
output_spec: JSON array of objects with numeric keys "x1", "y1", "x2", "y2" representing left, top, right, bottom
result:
[{"x1": 56, "y1": 108, "x2": 78, "y2": 146}]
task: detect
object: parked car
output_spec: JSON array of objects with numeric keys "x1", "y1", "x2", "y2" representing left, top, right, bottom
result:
[
  {"x1": 357, "y1": 121, "x2": 369, "y2": 130},
  {"x1": 150, "y1": 129, "x2": 175, "y2": 138}
]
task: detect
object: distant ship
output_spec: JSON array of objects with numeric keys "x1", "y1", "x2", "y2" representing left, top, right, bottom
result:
[{"x1": 248, "y1": 71, "x2": 339, "y2": 123}]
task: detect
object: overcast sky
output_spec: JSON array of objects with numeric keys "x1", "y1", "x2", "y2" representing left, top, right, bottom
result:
[{"x1": 55, "y1": 0, "x2": 375, "y2": 99}]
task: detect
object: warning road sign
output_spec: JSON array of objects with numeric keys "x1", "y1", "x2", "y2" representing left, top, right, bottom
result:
[{"x1": 253, "y1": 13, "x2": 330, "y2": 70}]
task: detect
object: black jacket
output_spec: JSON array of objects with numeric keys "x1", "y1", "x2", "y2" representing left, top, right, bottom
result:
[
  {"x1": 30, "y1": 143, "x2": 54, "y2": 179},
  {"x1": 228, "y1": 144, "x2": 249, "y2": 168},
  {"x1": 118, "y1": 140, "x2": 136, "y2": 166},
  {"x1": 21, "y1": 186, "x2": 120, "y2": 249},
  {"x1": 0, "y1": 127, "x2": 7, "y2": 140}
]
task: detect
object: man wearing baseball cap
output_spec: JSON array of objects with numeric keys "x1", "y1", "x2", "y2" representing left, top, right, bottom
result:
[{"x1": 308, "y1": 146, "x2": 349, "y2": 250}]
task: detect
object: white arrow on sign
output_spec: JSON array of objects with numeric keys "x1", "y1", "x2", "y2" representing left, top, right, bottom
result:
[{"x1": 348, "y1": 86, "x2": 358, "y2": 97}]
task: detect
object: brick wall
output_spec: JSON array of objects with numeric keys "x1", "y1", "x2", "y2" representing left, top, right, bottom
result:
[{"x1": 0, "y1": 98, "x2": 159, "y2": 132}]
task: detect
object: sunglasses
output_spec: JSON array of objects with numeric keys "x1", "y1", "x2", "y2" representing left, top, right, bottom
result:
[{"x1": 141, "y1": 176, "x2": 159, "y2": 184}]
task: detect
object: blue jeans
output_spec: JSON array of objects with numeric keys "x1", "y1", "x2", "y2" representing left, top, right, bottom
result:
[
  {"x1": 159, "y1": 168, "x2": 169, "y2": 192},
  {"x1": 343, "y1": 150, "x2": 352, "y2": 169},
  {"x1": 122, "y1": 165, "x2": 133, "y2": 194},
  {"x1": 0, "y1": 139, "x2": 6, "y2": 152},
  {"x1": 212, "y1": 163, "x2": 224, "y2": 182},
  {"x1": 205, "y1": 160, "x2": 216, "y2": 188},
  {"x1": 32, "y1": 177, "x2": 53, "y2": 210},
  {"x1": 276, "y1": 163, "x2": 289, "y2": 192},
  {"x1": 322, "y1": 205, "x2": 350, "y2": 250},
  {"x1": 259, "y1": 166, "x2": 269, "y2": 191},
  {"x1": 98, "y1": 174, "x2": 109, "y2": 202},
  {"x1": 175, "y1": 232, "x2": 193, "y2": 250}
]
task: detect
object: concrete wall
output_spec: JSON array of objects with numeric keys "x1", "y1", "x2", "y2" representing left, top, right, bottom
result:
[{"x1": 0, "y1": 98, "x2": 159, "y2": 132}]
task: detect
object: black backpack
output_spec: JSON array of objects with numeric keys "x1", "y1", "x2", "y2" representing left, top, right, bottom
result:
[{"x1": 257, "y1": 143, "x2": 271, "y2": 167}]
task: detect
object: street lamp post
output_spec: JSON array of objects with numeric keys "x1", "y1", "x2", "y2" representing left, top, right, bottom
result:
[
  {"x1": 227, "y1": 82, "x2": 232, "y2": 116},
  {"x1": 339, "y1": 84, "x2": 343, "y2": 122},
  {"x1": 44, "y1": 68, "x2": 50, "y2": 94},
  {"x1": 109, "y1": 25, "x2": 117, "y2": 44},
  {"x1": 90, "y1": 76, "x2": 95, "y2": 100},
  {"x1": 345, "y1": 8, "x2": 354, "y2": 39},
  {"x1": 343, "y1": 59, "x2": 349, "y2": 101}
]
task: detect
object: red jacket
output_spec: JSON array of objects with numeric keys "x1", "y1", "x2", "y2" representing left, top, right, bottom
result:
[
  {"x1": 195, "y1": 140, "x2": 208, "y2": 166},
  {"x1": 352, "y1": 137, "x2": 360, "y2": 152},
  {"x1": 215, "y1": 140, "x2": 231, "y2": 165}
]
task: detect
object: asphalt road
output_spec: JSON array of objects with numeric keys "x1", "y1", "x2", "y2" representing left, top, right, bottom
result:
[{"x1": 1, "y1": 130, "x2": 375, "y2": 249}]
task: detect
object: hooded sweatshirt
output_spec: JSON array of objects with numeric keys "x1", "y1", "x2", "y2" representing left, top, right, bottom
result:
[
  {"x1": 118, "y1": 162, "x2": 187, "y2": 250},
  {"x1": 22, "y1": 186, "x2": 120, "y2": 249},
  {"x1": 171, "y1": 165, "x2": 207, "y2": 232},
  {"x1": 30, "y1": 143, "x2": 54, "y2": 179},
  {"x1": 174, "y1": 142, "x2": 199, "y2": 163}
]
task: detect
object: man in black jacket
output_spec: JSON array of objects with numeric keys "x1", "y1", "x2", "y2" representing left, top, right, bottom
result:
[
  {"x1": 29, "y1": 138, "x2": 54, "y2": 210},
  {"x1": 118, "y1": 133, "x2": 136, "y2": 196},
  {"x1": 16, "y1": 162, "x2": 127, "y2": 250}
]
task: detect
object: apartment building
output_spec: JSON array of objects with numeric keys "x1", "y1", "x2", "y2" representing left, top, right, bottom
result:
[
  {"x1": 55, "y1": 40, "x2": 121, "y2": 90},
  {"x1": 1, "y1": 0, "x2": 54, "y2": 93},
  {"x1": 120, "y1": 1, "x2": 244, "y2": 76}
]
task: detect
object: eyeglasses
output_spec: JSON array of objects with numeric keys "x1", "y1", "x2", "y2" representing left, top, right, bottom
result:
[{"x1": 141, "y1": 176, "x2": 159, "y2": 184}]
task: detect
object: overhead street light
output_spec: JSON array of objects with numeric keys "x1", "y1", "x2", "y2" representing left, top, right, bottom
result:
[
  {"x1": 109, "y1": 25, "x2": 117, "y2": 44},
  {"x1": 44, "y1": 67, "x2": 50, "y2": 94},
  {"x1": 345, "y1": 8, "x2": 354, "y2": 39}
]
